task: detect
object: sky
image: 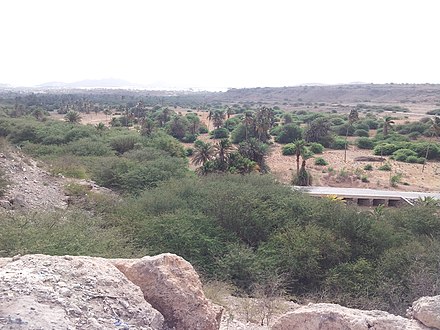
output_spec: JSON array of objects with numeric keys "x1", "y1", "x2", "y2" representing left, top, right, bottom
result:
[{"x1": 1, "y1": 0, "x2": 439, "y2": 90}]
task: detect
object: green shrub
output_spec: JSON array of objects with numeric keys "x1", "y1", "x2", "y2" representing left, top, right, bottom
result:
[
  {"x1": 330, "y1": 138, "x2": 346, "y2": 150},
  {"x1": 282, "y1": 144, "x2": 295, "y2": 155},
  {"x1": 66, "y1": 138, "x2": 113, "y2": 156},
  {"x1": 143, "y1": 132, "x2": 186, "y2": 158},
  {"x1": 378, "y1": 163, "x2": 392, "y2": 171},
  {"x1": 211, "y1": 128, "x2": 229, "y2": 139},
  {"x1": 408, "y1": 132, "x2": 421, "y2": 140},
  {"x1": 199, "y1": 125, "x2": 209, "y2": 134},
  {"x1": 356, "y1": 137, "x2": 375, "y2": 149},
  {"x1": 392, "y1": 149, "x2": 418, "y2": 162},
  {"x1": 373, "y1": 143, "x2": 400, "y2": 156},
  {"x1": 363, "y1": 164, "x2": 373, "y2": 171},
  {"x1": 181, "y1": 134, "x2": 197, "y2": 143},
  {"x1": 110, "y1": 135, "x2": 140, "y2": 155},
  {"x1": 406, "y1": 155, "x2": 418, "y2": 163},
  {"x1": 49, "y1": 156, "x2": 89, "y2": 179},
  {"x1": 354, "y1": 129, "x2": 369, "y2": 137},
  {"x1": 309, "y1": 142, "x2": 324, "y2": 154},
  {"x1": 275, "y1": 124, "x2": 303, "y2": 144},
  {"x1": 314, "y1": 157, "x2": 328, "y2": 166}
]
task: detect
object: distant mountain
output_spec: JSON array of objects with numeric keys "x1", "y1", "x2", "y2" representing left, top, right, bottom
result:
[
  {"x1": 37, "y1": 78, "x2": 142, "y2": 89},
  {"x1": 0, "y1": 83, "x2": 11, "y2": 88}
]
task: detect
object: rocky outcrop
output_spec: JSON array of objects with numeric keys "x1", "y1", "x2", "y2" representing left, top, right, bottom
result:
[
  {"x1": 112, "y1": 253, "x2": 223, "y2": 330},
  {"x1": 409, "y1": 295, "x2": 440, "y2": 329},
  {"x1": 0, "y1": 254, "x2": 164, "y2": 329},
  {"x1": 271, "y1": 303, "x2": 431, "y2": 330}
]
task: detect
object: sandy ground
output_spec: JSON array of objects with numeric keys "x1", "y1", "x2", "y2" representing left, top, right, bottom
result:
[
  {"x1": 51, "y1": 108, "x2": 440, "y2": 192},
  {"x1": 268, "y1": 143, "x2": 440, "y2": 192}
]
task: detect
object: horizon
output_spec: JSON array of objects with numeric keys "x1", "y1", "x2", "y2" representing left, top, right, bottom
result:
[{"x1": 1, "y1": 1, "x2": 439, "y2": 89}]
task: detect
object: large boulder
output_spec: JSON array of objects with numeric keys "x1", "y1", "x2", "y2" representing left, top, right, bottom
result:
[
  {"x1": 409, "y1": 295, "x2": 440, "y2": 329},
  {"x1": 271, "y1": 303, "x2": 429, "y2": 330},
  {"x1": 112, "y1": 253, "x2": 223, "y2": 330},
  {"x1": 0, "y1": 254, "x2": 164, "y2": 329}
]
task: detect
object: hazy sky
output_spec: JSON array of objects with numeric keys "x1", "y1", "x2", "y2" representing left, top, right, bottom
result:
[{"x1": 1, "y1": 0, "x2": 439, "y2": 89}]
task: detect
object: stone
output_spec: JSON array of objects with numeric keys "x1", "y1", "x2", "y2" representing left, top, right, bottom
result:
[
  {"x1": 271, "y1": 303, "x2": 429, "y2": 330},
  {"x1": 112, "y1": 253, "x2": 223, "y2": 330},
  {"x1": 0, "y1": 199, "x2": 12, "y2": 210},
  {"x1": 0, "y1": 254, "x2": 164, "y2": 329},
  {"x1": 409, "y1": 295, "x2": 440, "y2": 329}
]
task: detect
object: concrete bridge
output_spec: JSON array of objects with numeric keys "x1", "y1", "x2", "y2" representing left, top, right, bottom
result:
[{"x1": 293, "y1": 186, "x2": 440, "y2": 207}]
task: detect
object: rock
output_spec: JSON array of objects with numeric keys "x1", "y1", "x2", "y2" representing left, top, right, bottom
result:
[
  {"x1": 11, "y1": 194, "x2": 26, "y2": 208},
  {"x1": 0, "y1": 254, "x2": 164, "y2": 330},
  {"x1": 0, "y1": 199, "x2": 12, "y2": 210},
  {"x1": 112, "y1": 253, "x2": 223, "y2": 330},
  {"x1": 271, "y1": 303, "x2": 429, "y2": 330},
  {"x1": 409, "y1": 295, "x2": 440, "y2": 329}
]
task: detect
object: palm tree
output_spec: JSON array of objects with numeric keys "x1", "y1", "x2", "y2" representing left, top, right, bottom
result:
[
  {"x1": 212, "y1": 110, "x2": 226, "y2": 129},
  {"x1": 207, "y1": 110, "x2": 213, "y2": 131},
  {"x1": 243, "y1": 111, "x2": 254, "y2": 141},
  {"x1": 238, "y1": 138, "x2": 269, "y2": 172},
  {"x1": 141, "y1": 118, "x2": 156, "y2": 137},
  {"x1": 95, "y1": 122, "x2": 106, "y2": 135},
  {"x1": 382, "y1": 116, "x2": 394, "y2": 137},
  {"x1": 422, "y1": 116, "x2": 440, "y2": 172},
  {"x1": 344, "y1": 108, "x2": 359, "y2": 162},
  {"x1": 192, "y1": 140, "x2": 215, "y2": 166},
  {"x1": 255, "y1": 107, "x2": 274, "y2": 143},
  {"x1": 292, "y1": 139, "x2": 307, "y2": 175},
  {"x1": 64, "y1": 110, "x2": 82, "y2": 124},
  {"x1": 226, "y1": 106, "x2": 233, "y2": 119},
  {"x1": 214, "y1": 138, "x2": 233, "y2": 170}
]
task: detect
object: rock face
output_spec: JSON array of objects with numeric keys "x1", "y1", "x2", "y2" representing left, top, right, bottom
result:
[
  {"x1": 409, "y1": 295, "x2": 440, "y2": 329},
  {"x1": 112, "y1": 253, "x2": 223, "y2": 330},
  {"x1": 0, "y1": 254, "x2": 164, "y2": 329},
  {"x1": 271, "y1": 303, "x2": 430, "y2": 330}
]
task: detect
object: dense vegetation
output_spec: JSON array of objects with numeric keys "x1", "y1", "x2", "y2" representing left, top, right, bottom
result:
[{"x1": 0, "y1": 90, "x2": 439, "y2": 316}]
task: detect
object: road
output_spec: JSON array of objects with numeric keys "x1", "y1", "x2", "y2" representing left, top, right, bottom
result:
[{"x1": 293, "y1": 186, "x2": 440, "y2": 200}]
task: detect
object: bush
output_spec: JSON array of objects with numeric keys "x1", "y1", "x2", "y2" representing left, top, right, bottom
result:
[
  {"x1": 406, "y1": 155, "x2": 418, "y2": 163},
  {"x1": 309, "y1": 142, "x2": 324, "y2": 154},
  {"x1": 373, "y1": 143, "x2": 400, "y2": 156},
  {"x1": 392, "y1": 149, "x2": 418, "y2": 162},
  {"x1": 314, "y1": 157, "x2": 328, "y2": 166},
  {"x1": 336, "y1": 124, "x2": 355, "y2": 137},
  {"x1": 378, "y1": 163, "x2": 392, "y2": 171},
  {"x1": 408, "y1": 132, "x2": 421, "y2": 140},
  {"x1": 282, "y1": 144, "x2": 296, "y2": 155},
  {"x1": 356, "y1": 137, "x2": 375, "y2": 149},
  {"x1": 354, "y1": 129, "x2": 369, "y2": 137},
  {"x1": 364, "y1": 164, "x2": 373, "y2": 171},
  {"x1": 110, "y1": 135, "x2": 140, "y2": 155},
  {"x1": 211, "y1": 128, "x2": 229, "y2": 139},
  {"x1": 66, "y1": 138, "x2": 114, "y2": 156},
  {"x1": 275, "y1": 124, "x2": 303, "y2": 144},
  {"x1": 330, "y1": 138, "x2": 346, "y2": 150},
  {"x1": 199, "y1": 125, "x2": 209, "y2": 134}
]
